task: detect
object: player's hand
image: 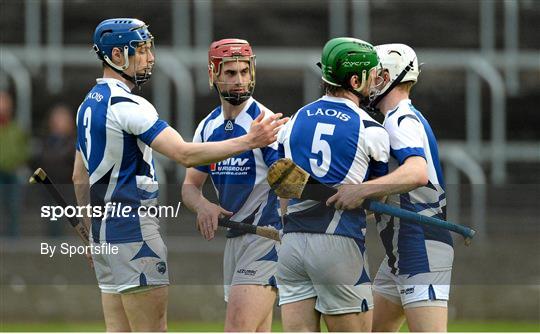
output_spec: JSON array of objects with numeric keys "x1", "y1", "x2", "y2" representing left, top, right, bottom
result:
[
  {"x1": 247, "y1": 112, "x2": 289, "y2": 149},
  {"x1": 196, "y1": 201, "x2": 233, "y2": 241},
  {"x1": 326, "y1": 184, "x2": 366, "y2": 210}
]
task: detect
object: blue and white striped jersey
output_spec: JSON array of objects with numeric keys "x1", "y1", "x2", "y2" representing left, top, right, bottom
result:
[
  {"x1": 278, "y1": 95, "x2": 390, "y2": 241},
  {"x1": 76, "y1": 78, "x2": 168, "y2": 244},
  {"x1": 378, "y1": 99, "x2": 454, "y2": 275},
  {"x1": 193, "y1": 98, "x2": 281, "y2": 235}
]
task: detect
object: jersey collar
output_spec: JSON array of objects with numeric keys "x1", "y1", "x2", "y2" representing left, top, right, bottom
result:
[
  {"x1": 221, "y1": 97, "x2": 255, "y2": 119},
  {"x1": 320, "y1": 95, "x2": 363, "y2": 115},
  {"x1": 385, "y1": 99, "x2": 412, "y2": 119},
  {"x1": 96, "y1": 78, "x2": 131, "y2": 92}
]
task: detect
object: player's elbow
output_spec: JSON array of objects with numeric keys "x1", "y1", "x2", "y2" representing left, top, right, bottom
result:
[
  {"x1": 183, "y1": 161, "x2": 196, "y2": 168},
  {"x1": 169, "y1": 144, "x2": 196, "y2": 167},
  {"x1": 412, "y1": 168, "x2": 429, "y2": 187},
  {"x1": 174, "y1": 151, "x2": 196, "y2": 168},
  {"x1": 184, "y1": 158, "x2": 198, "y2": 168},
  {"x1": 176, "y1": 152, "x2": 196, "y2": 168},
  {"x1": 404, "y1": 157, "x2": 429, "y2": 188},
  {"x1": 415, "y1": 173, "x2": 429, "y2": 187}
]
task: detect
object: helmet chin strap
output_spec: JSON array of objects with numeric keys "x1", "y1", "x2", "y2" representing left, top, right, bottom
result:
[
  {"x1": 367, "y1": 59, "x2": 414, "y2": 113},
  {"x1": 107, "y1": 65, "x2": 152, "y2": 89},
  {"x1": 347, "y1": 87, "x2": 368, "y2": 106},
  {"x1": 215, "y1": 86, "x2": 252, "y2": 106},
  {"x1": 102, "y1": 46, "x2": 152, "y2": 88},
  {"x1": 225, "y1": 92, "x2": 251, "y2": 106},
  {"x1": 345, "y1": 71, "x2": 369, "y2": 106},
  {"x1": 214, "y1": 83, "x2": 254, "y2": 106}
]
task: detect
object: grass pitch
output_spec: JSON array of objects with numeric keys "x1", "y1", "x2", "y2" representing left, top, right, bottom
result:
[{"x1": 1, "y1": 320, "x2": 539, "y2": 332}]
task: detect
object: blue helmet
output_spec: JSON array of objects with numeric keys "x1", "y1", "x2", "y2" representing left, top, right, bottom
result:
[
  {"x1": 93, "y1": 18, "x2": 152, "y2": 61},
  {"x1": 93, "y1": 18, "x2": 154, "y2": 86}
]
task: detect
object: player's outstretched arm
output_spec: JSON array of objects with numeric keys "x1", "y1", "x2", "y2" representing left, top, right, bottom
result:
[
  {"x1": 182, "y1": 168, "x2": 232, "y2": 240},
  {"x1": 327, "y1": 156, "x2": 428, "y2": 210},
  {"x1": 151, "y1": 112, "x2": 288, "y2": 167}
]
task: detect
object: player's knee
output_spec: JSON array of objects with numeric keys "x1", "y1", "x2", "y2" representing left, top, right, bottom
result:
[
  {"x1": 255, "y1": 324, "x2": 272, "y2": 332},
  {"x1": 131, "y1": 318, "x2": 167, "y2": 332},
  {"x1": 325, "y1": 312, "x2": 372, "y2": 332},
  {"x1": 225, "y1": 316, "x2": 256, "y2": 332},
  {"x1": 158, "y1": 321, "x2": 167, "y2": 332},
  {"x1": 105, "y1": 326, "x2": 131, "y2": 332},
  {"x1": 255, "y1": 311, "x2": 273, "y2": 332},
  {"x1": 283, "y1": 322, "x2": 319, "y2": 332},
  {"x1": 372, "y1": 321, "x2": 401, "y2": 332},
  {"x1": 408, "y1": 320, "x2": 447, "y2": 332},
  {"x1": 225, "y1": 307, "x2": 257, "y2": 332},
  {"x1": 155, "y1": 306, "x2": 168, "y2": 331},
  {"x1": 105, "y1": 323, "x2": 131, "y2": 332}
]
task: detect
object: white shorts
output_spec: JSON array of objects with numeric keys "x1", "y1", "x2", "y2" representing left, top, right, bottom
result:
[
  {"x1": 223, "y1": 233, "x2": 279, "y2": 302},
  {"x1": 92, "y1": 236, "x2": 169, "y2": 294},
  {"x1": 276, "y1": 233, "x2": 373, "y2": 315},
  {"x1": 373, "y1": 258, "x2": 451, "y2": 308}
]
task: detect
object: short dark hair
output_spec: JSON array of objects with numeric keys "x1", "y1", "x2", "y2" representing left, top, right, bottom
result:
[
  {"x1": 321, "y1": 74, "x2": 369, "y2": 104},
  {"x1": 321, "y1": 78, "x2": 370, "y2": 105},
  {"x1": 321, "y1": 80, "x2": 345, "y2": 96}
]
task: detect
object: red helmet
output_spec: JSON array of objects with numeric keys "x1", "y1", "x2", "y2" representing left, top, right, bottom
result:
[
  {"x1": 208, "y1": 38, "x2": 254, "y2": 75},
  {"x1": 208, "y1": 39, "x2": 256, "y2": 105}
]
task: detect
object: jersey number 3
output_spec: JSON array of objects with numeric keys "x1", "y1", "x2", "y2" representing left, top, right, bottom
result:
[
  {"x1": 310, "y1": 122, "x2": 335, "y2": 178},
  {"x1": 82, "y1": 106, "x2": 92, "y2": 159}
]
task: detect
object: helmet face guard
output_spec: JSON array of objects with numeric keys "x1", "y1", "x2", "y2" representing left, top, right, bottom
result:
[
  {"x1": 130, "y1": 40, "x2": 155, "y2": 87},
  {"x1": 208, "y1": 39, "x2": 256, "y2": 106},
  {"x1": 93, "y1": 18, "x2": 155, "y2": 87}
]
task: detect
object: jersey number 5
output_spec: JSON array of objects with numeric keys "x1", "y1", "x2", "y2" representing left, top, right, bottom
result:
[{"x1": 310, "y1": 122, "x2": 335, "y2": 178}]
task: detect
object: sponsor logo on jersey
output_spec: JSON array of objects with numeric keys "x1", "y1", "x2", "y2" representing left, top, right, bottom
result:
[
  {"x1": 400, "y1": 287, "x2": 415, "y2": 295},
  {"x1": 156, "y1": 261, "x2": 167, "y2": 275},
  {"x1": 236, "y1": 268, "x2": 257, "y2": 276},
  {"x1": 210, "y1": 157, "x2": 251, "y2": 175}
]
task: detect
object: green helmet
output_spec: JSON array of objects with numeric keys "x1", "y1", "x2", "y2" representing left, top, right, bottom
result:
[{"x1": 320, "y1": 37, "x2": 379, "y2": 93}]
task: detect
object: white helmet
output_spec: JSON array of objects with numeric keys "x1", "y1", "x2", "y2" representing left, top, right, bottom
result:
[{"x1": 373, "y1": 43, "x2": 420, "y2": 97}]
